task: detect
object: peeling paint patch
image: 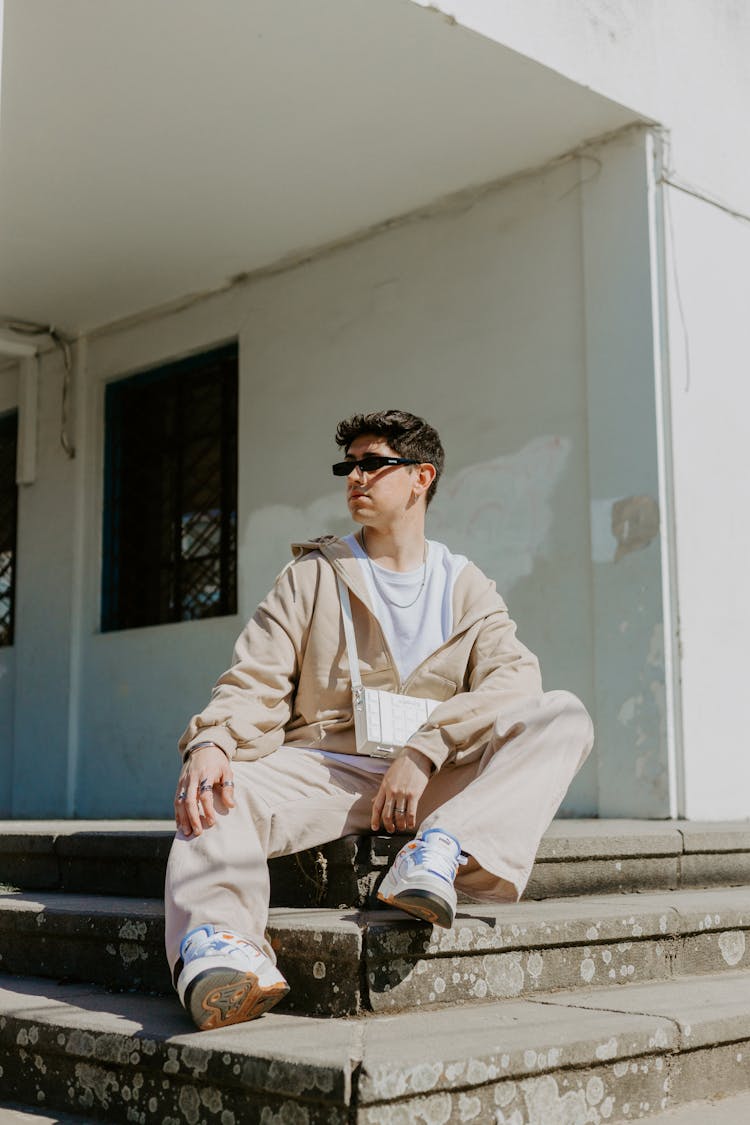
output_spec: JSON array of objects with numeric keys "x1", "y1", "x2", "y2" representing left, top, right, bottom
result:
[
  {"x1": 74, "y1": 1062, "x2": 119, "y2": 1109},
  {"x1": 409, "y1": 1061, "x2": 444, "y2": 1093},
  {"x1": 119, "y1": 919, "x2": 148, "y2": 941},
  {"x1": 458, "y1": 1091, "x2": 482, "y2": 1120},
  {"x1": 483, "y1": 952, "x2": 524, "y2": 998},
  {"x1": 595, "y1": 1038, "x2": 618, "y2": 1061},
  {"x1": 494, "y1": 1082, "x2": 516, "y2": 1108},
  {"x1": 259, "y1": 1102, "x2": 310, "y2": 1125},
  {"x1": 527, "y1": 952, "x2": 543, "y2": 980},
  {"x1": 612, "y1": 495, "x2": 659, "y2": 561},
  {"x1": 718, "y1": 930, "x2": 746, "y2": 966},
  {"x1": 521, "y1": 1073, "x2": 600, "y2": 1124},
  {"x1": 586, "y1": 1076, "x2": 604, "y2": 1105}
]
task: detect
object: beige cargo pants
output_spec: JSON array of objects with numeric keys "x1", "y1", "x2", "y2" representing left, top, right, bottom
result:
[{"x1": 165, "y1": 689, "x2": 593, "y2": 974}]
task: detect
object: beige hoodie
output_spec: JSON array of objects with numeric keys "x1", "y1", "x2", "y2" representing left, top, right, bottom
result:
[{"x1": 179, "y1": 536, "x2": 542, "y2": 772}]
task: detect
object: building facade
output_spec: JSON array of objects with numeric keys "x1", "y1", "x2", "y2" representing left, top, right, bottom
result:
[{"x1": 0, "y1": 1, "x2": 747, "y2": 821}]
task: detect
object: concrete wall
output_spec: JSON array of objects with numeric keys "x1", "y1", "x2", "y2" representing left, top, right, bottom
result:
[
  {"x1": 420, "y1": 1, "x2": 750, "y2": 819},
  {"x1": 0, "y1": 131, "x2": 666, "y2": 818},
  {"x1": 581, "y1": 130, "x2": 671, "y2": 818},
  {"x1": 664, "y1": 186, "x2": 750, "y2": 818},
  {"x1": 418, "y1": 1, "x2": 750, "y2": 217}
]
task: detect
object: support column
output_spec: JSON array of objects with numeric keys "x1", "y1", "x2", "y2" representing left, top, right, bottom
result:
[
  {"x1": 11, "y1": 343, "x2": 81, "y2": 816},
  {"x1": 580, "y1": 127, "x2": 677, "y2": 817}
]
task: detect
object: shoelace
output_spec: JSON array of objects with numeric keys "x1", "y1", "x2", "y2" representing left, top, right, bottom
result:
[
  {"x1": 409, "y1": 841, "x2": 468, "y2": 884},
  {"x1": 184, "y1": 932, "x2": 260, "y2": 963}
]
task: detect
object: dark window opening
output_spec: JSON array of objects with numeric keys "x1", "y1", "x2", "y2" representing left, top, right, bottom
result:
[
  {"x1": 102, "y1": 343, "x2": 238, "y2": 632},
  {"x1": 0, "y1": 411, "x2": 18, "y2": 647}
]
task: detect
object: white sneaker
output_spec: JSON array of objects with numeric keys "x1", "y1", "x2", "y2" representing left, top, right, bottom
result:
[
  {"x1": 377, "y1": 828, "x2": 466, "y2": 928},
  {"x1": 176, "y1": 925, "x2": 289, "y2": 1031}
]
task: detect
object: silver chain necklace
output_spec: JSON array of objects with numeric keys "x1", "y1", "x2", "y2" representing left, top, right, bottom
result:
[{"x1": 361, "y1": 527, "x2": 428, "y2": 609}]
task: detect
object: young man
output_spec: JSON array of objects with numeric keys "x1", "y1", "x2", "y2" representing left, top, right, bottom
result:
[{"x1": 165, "y1": 410, "x2": 593, "y2": 1031}]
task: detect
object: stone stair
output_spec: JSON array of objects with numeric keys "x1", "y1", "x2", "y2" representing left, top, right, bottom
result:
[{"x1": 1, "y1": 819, "x2": 750, "y2": 1123}]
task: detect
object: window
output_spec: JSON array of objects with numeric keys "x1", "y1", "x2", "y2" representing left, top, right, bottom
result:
[
  {"x1": 0, "y1": 411, "x2": 18, "y2": 647},
  {"x1": 102, "y1": 343, "x2": 238, "y2": 631}
]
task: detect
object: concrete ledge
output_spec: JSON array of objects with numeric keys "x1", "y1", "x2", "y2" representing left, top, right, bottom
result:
[
  {"x1": 0, "y1": 895, "x2": 364, "y2": 1017},
  {"x1": 678, "y1": 822, "x2": 750, "y2": 853},
  {"x1": 642, "y1": 1089, "x2": 750, "y2": 1123},
  {"x1": 4, "y1": 887, "x2": 750, "y2": 1018},
  {"x1": 2, "y1": 819, "x2": 750, "y2": 906},
  {"x1": 3, "y1": 971, "x2": 750, "y2": 1122},
  {"x1": 0, "y1": 978, "x2": 355, "y2": 1123},
  {"x1": 537, "y1": 819, "x2": 685, "y2": 858}
]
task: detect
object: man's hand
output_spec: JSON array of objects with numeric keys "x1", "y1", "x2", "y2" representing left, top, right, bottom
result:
[
  {"x1": 175, "y1": 745, "x2": 235, "y2": 838},
  {"x1": 371, "y1": 747, "x2": 432, "y2": 834}
]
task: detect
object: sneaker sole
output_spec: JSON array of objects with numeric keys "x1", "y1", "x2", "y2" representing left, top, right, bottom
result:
[
  {"x1": 377, "y1": 887, "x2": 454, "y2": 928},
  {"x1": 185, "y1": 968, "x2": 290, "y2": 1031}
]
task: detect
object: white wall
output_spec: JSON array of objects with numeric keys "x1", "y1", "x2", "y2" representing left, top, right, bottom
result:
[
  {"x1": 665, "y1": 187, "x2": 750, "y2": 817},
  {"x1": 418, "y1": 0, "x2": 750, "y2": 820},
  {"x1": 580, "y1": 130, "x2": 671, "y2": 817},
  {"x1": 417, "y1": 1, "x2": 750, "y2": 218},
  {"x1": 2, "y1": 133, "x2": 667, "y2": 819},
  {"x1": 71, "y1": 156, "x2": 600, "y2": 816}
]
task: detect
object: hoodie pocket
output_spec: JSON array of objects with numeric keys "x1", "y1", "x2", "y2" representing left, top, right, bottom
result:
[{"x1": 408, "y1": 670, "x2": 458, "y2": 702}]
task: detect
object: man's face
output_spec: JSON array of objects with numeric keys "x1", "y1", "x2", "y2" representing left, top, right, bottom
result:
[{"x1": 343, "y1": 434, "x2": 420, "y2": 526}]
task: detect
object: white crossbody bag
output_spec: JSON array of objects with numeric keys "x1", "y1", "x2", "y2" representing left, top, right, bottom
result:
[{"x1": 336, "y1": 574, "x2": 440, "y2": 759}]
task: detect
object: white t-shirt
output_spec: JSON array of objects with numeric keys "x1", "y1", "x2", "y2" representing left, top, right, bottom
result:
[
  {"x1": 311, "y1": 535, "x2": 467, "y2": 773},
  {"x1": 344, "y1": 534, "x2": 467, "y2": 680}
]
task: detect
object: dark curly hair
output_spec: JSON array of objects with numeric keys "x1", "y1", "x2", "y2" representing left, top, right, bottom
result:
[{"x1": 335, "y1": 409, "x2": 445, "y2": 506}]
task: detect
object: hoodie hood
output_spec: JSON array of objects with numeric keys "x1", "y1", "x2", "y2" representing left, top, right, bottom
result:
[{"x1": 290, "y1": 534, "x2": 506, "y2": 638}]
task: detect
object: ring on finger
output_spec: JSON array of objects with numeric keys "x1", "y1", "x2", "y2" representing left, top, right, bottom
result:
[
  {"x1": 176, "y1": 790, "x2": 187, "y2": 802},
  {"x1": 198, "y1": 780, "x2": 213, "y2": 794},
  {"x1": 221, "y1": 780, "x2": 234, "y2": 789}
]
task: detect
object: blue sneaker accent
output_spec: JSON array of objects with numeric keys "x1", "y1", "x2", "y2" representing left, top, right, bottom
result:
[{"x1": 376, "y1": 826, "x2": 466, "y2": 928}]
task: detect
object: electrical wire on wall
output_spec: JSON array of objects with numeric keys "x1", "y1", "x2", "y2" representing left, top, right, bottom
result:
[
  {"x1": 0, "y1": 317, "x2": 76, "y2": 458},
  {"x1": 654, "y1": 127, "x2": 750, "y2": 394}
]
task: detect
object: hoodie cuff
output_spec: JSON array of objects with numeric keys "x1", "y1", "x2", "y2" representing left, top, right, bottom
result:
[
  {"x1": 182, "y1": 725, "x2": 237, "y2": 762},
  {"x1": 403, "y1": 740, "x2": 447, "y2": 774}
]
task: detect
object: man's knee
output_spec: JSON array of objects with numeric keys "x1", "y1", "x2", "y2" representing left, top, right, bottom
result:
[
  {"x1": 545, "y1": 688, "x2": 593, "y2": 729},
  {"x1": 542, "y1": 689, "x2": 595, "y2": 769},
  {"x1": 491, "y1": 690, "x2": 594, "y2": 762}
]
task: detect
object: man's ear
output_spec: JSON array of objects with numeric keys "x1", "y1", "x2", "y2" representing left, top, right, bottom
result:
[{"x1": 413, "y1": 462, "x2": 437, "y2": 499}]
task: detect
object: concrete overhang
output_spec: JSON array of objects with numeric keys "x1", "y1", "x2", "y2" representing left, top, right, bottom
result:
[{"x1": 0, "y1": 0, "x2": 643, "y2": 336}]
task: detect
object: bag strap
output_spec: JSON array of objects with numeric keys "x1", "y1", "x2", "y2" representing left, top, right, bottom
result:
[{"x1": 336, "y1": 575, "x2": 362, "y2": 690}]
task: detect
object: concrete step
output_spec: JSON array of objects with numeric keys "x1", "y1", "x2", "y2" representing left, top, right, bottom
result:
[
  {"x1": 2, "y1": 819, "x2": 750, "y2": 904},
  {"x1": 0, "y1": 1107, "x2": 97, "y2": 1124},
  {"x1": 2, "y1": 969, "x2": 750, "y2": 1122},
  {"x1": 3, "y1": 886, "x2": 750, "y2": 1018},
  {"x1": 643, "y1": 1090, "x2": 750, "y2": 1123}
]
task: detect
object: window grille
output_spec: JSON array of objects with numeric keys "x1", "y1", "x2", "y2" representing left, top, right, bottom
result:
[
  {"x1": 0, "y1": 412, "x2": 18, "y2": 647},
  {"x1": 102, "y1": 343, "x2": 238, "y2": 631}
]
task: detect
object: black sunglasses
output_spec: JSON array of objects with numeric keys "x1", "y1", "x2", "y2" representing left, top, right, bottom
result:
[{"x1": 332, "y1": 455, "x2": 420, "y2": 477}]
